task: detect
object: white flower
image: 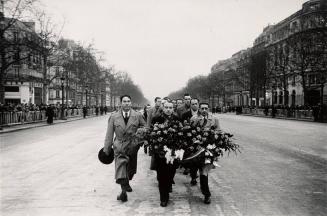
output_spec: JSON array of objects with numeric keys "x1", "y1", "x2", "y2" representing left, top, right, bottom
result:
[
  {"x1": 205, "y1": 150, "x2": 213, "y2": 156},
  {"x1": 205, "y1": 159, "x2": 211, "y2": 164},
  {"x1": 163, "y1": 146, "x2": 175, "y2": 164},
  {"x1": 175, "y1": 149, "x2": 185, "y2": 160},
  {"x1": 213, "y1": 161, "x2": 221, "y2": 167}
]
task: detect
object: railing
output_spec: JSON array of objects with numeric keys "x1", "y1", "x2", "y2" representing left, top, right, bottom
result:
[
  {"x1": 241, "y1": 108, "x2": 314, "y2": 121},
  {"x1": 0, "y1": 108, "x2": 96, "y2": 126}
]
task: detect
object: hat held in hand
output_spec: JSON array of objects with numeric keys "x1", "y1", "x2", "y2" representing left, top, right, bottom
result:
[{"x1": 98, "y1": 147, "x2": 114, "y2": 164}]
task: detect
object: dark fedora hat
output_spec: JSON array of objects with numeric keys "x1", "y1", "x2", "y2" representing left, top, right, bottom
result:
[{"x1": 98, "y1": 147, "x2": 114, "y2": 164}]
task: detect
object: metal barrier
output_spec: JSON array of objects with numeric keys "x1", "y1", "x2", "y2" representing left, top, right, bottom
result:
[
  {"x1": 0, "y1": 108, "x2": 97, "y2": 126},
  {"x1": 241, "y1": 108, "x2": 313, "y2": 121}
]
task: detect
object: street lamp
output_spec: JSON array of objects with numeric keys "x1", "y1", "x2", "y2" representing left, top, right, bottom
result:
[{"x1": 60, "y1": 77, "x2": 66, "y2": 120}]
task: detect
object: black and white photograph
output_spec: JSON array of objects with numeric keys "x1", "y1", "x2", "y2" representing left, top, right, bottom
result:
[{"x1": 0, "y1": 0, "x2": 326, "y2": 215}]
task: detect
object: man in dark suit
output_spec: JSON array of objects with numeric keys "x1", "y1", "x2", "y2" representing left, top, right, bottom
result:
[
  {"x1": 103, "y1": 95, "x2": 146, "y2": 202},
  {"x1": 181, "y1": 98, "x2": 200, "y2": 184},
  {"x1": 151, "y1": 101, "x2": 179, "y2": 207},
  {"x1": 146, "y1": 97, "x2": 162, "y2": 127},
  {"x1": 190, "y1": 102, "x2": 220, "y2": 204},
  {"x1": 176, "y1": 93, "x2": 192, "y2": 119}
]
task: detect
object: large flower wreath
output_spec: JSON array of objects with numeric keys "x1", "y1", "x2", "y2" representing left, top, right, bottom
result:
[{"x1": 143, "y1": 120, "x2": 240, "y2": 166}]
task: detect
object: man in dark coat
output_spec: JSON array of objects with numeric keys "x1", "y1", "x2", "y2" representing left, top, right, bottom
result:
[
  {"x1": 146, "y1": 97, "x2": 162, "y2": 127},
  {"x1": 82, "y1": 106, "x2": 87, "y2": 118},
  {"x1": 46, "y1": 105, "x2": 54, "y2": 124},
  {"x1": 151, "y1": 101, "x2": 179, "y2": 207},
  {"x1": 176, "y1": 93, "x2": 191, "y2": 119},
  {"x1": 103, "y1": 95, "x2": 146, "y2": 203},
  {"x1": 181, "y1": 98, "x2": 200, "y2": 185}
]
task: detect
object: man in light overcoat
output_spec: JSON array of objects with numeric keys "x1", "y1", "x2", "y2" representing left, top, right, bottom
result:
[{"x1": 103, "y1": 95, "x2": 146, "y2": 202}]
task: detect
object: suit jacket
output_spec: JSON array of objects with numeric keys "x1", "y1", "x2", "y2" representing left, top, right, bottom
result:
[
  {"x1": 146, "y1": 106, "x2": 162, "y2": 127},
  {"x1": 181, "y1": 109, "x2": 199, "y2": 123},
  {"x1": 104, "y1": 109, "x2": 146, "y2": 180},
  {"x1": 176, "y1": 104, "x2": 190, "y2": 119},
  {"x1": 190, "y1": 113, "x2": 220, "y2": 130}
]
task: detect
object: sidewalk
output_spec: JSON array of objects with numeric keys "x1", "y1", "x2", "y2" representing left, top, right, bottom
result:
[
  {"x1": 0, "y1": 115, "x2": 102, "y2": 134},
  {"x1": 217, "y1": 112, "x2": 316, "y2": 122}
]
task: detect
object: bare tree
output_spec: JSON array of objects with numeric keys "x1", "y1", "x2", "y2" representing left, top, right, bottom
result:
[{"x1": 32, "y1": 9, "x2": 64, "y2": 104}]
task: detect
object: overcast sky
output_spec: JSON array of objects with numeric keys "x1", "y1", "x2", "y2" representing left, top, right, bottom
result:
[{"x1": 40, "y1": 0, "x2": 307, "y2": 101}]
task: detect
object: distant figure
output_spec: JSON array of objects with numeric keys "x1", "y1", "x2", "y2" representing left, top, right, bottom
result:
[
  {"x1": 95, "y1": 106, "x2": 99, "y2": 116},
  {"x1": 46, "y1": 105, "x2": 54, "y2": 124},
  {"x1": 143, "y1": 104, "x2": 151, "y2": 122},
  {"x1": 83, "y1": 106, "x2": 88, "y2": 118}
]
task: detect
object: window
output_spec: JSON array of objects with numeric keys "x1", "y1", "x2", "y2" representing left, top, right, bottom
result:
[
  {"x1": 56, "y1": 90, "x2": 60, "y2": 98},
  {"x1": 5, "y1": 86, "x2": 19, "y2": 92},
  {"x1": 14, "y1": 67, "x2": 19, "y2": 77},
  {"x1": 55, "y1": 67, "x2": 60, "y2": 76},
  {"x1": 13, "y1": 32, "x2": 18, "y2": 42},
  {"x1": 292, "y1": 75, "x2": 296, "y2": 86},
  {"x1": 279, "y1": 92, "x2": 283, "y2": 104},
  {"x1": 309, "y1": 74, "x2": 316, "y2": 84}
]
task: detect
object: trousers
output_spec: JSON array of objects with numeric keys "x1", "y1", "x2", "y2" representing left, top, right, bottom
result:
[{"x1": 155, "y1": 155, "x2": 177, "y2": 202}]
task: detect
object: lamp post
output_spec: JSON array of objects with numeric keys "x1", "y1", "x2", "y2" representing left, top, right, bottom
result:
[
  {"x1": 60, "y1": 77, "x2": 66, "y2": 120},
  {"x1": 85, "y1": 85, "x2": 88, "y2": 107}
]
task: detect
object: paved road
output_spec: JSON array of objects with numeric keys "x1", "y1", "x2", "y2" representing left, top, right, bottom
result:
[{"x1": 1, "y1": 114, "x2": 326, "y2": 216}]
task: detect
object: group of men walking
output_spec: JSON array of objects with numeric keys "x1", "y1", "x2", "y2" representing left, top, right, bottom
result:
[{"x1": 103, "y1": 93, "x2": 220, "y2": 207}]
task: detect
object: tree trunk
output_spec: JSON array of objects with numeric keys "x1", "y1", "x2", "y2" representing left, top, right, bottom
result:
[
  {"x1": 42, "y1": 56, "x2": 48, "y2": 104},
  {"x1": 0, "y1": 37, "x2": 6, "y2": 104},
  {"x1": 320, "y1": 83, "x2": 324, "y2": 121},
  {"x1": 0, "y1": 81, "x2": 5, "y2": 104},
  {"x1": 81, "y1": 86, "x2": 84, "y2": 105}
]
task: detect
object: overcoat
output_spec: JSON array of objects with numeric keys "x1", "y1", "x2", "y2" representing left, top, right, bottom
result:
[
  {"x1": 104, "y1": 109, "x2": 146, "y2": 182},
  {"x1": 146, "y1": 106, "x2": 162, "y2": 127}
]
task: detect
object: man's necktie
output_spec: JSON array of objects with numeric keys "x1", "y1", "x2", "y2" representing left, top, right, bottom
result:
[
  {"x1": 124, "y1": 112, "x2": 129, "y2": 125},
  {"x1": 202, "y1": 117, "x2": 207, "y2": 127}
]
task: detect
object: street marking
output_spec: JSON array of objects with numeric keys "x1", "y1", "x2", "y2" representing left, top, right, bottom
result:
[
  {"x1": 215, "y1": 204, "x2": 225, "y2": 216},
  {"x1": 231, "y1": 205, "x2": 243, "y2": 216}
]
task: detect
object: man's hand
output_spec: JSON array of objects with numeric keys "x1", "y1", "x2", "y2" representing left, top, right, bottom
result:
[{"x1": 103, "y1": 147, "x2": 111, "y2": 156}]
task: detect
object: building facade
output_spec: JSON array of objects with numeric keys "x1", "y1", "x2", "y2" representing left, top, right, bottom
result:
[
  {"x1": 1, "y1": 18, "x2": 45, "y2": 105},
  {"x1": 211, "y1": 0, "x2": 327, "y2": 107}
]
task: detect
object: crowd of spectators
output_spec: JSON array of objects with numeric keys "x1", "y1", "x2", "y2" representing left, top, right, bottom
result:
[{"x1": 211, "y1": 104, "x2": 326, "y2": 122}]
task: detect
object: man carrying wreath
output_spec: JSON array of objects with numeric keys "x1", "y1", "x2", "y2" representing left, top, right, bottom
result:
[
  {"x1": 190, "y1": 102, "x2": 220, "y2": 204},
  {"x1": 151, "y1": 101, "x2": 180, "y2": 207}
]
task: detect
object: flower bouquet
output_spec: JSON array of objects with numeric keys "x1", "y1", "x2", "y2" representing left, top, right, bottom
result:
[
  {"x1": 144, "y1": 119, "x2": 186, "y2": 164},
  {"x1": 182, "y1": 124, "x2": 240, "y2": 167}
]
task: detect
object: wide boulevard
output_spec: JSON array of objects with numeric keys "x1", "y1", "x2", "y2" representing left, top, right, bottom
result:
[{"x1": 1, "y1": 114, "x2": 326, "y2": 216}]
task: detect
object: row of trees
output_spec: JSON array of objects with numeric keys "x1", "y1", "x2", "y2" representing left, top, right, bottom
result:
[
  {"x1": 169, "y1": 20, "x2": 327, "y2": 110},
  {"x1": 0, "y1": 0, "x2": 148, "y2": 106}
]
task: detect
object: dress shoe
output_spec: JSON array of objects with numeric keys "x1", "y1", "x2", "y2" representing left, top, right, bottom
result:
[
  {"x1": 204, "y1": 195, "x2": 211, "y2": 204},
  {"x1": 160, "y1": 201, "x2": 168, "y2": 207},
  {"x1": 117, "y1": 191, "x2": 128, "y2": 202},
  {"x1": 125, "y1": 184, "x2": 133, "y2": 192},
  {"x1": 190, "y1": 178, "x2": 197, "y2": 186}
]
